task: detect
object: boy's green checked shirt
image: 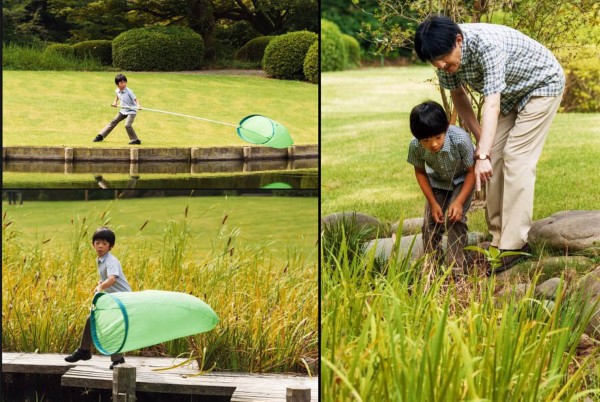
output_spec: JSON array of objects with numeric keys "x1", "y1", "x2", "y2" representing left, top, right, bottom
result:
[
  {"x1": 407, "y1": 125, "x2": 474, "y2": 191},
  {"x1": 437, "y1": 23, "x2": 565, "y2": 115}
]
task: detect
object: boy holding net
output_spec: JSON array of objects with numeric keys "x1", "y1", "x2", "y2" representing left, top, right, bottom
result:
[
  {"x1": 64, "y1": 227, "x2": 131, "y2": 369},
  {"x1": 407, "y1": 101, "x2": 475, "y2": 274}
]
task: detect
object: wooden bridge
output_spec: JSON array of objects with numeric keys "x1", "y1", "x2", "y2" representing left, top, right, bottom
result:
[{"x1": 2, "y1": 352, "x2": 318, "y2": 401}]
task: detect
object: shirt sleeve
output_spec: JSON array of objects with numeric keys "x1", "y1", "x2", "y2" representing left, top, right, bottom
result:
[
  {"x1": 475, "y1": 43, "x2": 507, "y2": 96},
  {"x1": 437, "y1": 70, "x2": 461, "y2": 91},
  {"x1": 127, "y1": 88, "x2": 137, "y2": 101},
  {"x1": 105, "y1": 258, "x2": 121, "y2": 278},
  {"x1": 407, "y1": 139, "x2": 425, "y2": 170}
]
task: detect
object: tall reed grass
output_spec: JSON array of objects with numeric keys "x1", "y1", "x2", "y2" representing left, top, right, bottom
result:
[
  {"x1": 2, "y1": 207, "x2": 317, "y2": 374},
  {"x1": 3, "y1": 43, "x2": 110, "y2": 71},
  {"x1": 321, "y1": 223, "x2": 600, "y2": 400}
]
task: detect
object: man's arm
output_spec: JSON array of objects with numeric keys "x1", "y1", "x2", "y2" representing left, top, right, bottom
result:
[
  {"x1": 450, "y1": 86, "x2": 481, "y2": 143},
  {"x1": 415, "y1": 167, "x2": 444, "y2": 223}
]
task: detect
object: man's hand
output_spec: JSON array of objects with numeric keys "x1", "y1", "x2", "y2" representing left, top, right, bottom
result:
[
  {"x1": 474, "y1": 159, "x2": 493, "y2": 191},
  {"x1": 430, "y1": 203, "x2": 444, "y2": 224},
  {"x1": 447, "y1": 201, "x2": 464, "y2": 222}
]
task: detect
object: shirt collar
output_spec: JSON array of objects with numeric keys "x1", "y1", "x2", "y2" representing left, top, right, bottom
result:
[
  {"x1": 97, "y1": 252, "x2": 110, "y2": 264},
  {"x1": 458, "y1": 29, "x2": 471, "y2": 70}
]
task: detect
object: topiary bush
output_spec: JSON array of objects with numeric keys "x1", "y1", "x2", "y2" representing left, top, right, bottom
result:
[
  {"x1": 321, "y1": 19, "x2": 347, "y2": 72},
  {"x1": 562, "y1": 56, "x2": 600, "y2": 112},
  {"x1": 112, "y1": 26, "x2": 204, "y2": 71},
  {"x1": 73, "y1": 40, "x2": 113, "y2": 65},
  {"x1": 342, "y1": 34, "x2": 361, "y2": 68},
  {"x1": 303, "y1": 41, "x2": 318, "y2": 84},
  {"x1": 262, "y1": 30, "x2": 318, "y2": 80},
  {"x1": 44, "y1": 43, "x2": 74, "y2": 58},
  {"x1": 235, "y1": 36, "x2": 274, "y2": 62}
]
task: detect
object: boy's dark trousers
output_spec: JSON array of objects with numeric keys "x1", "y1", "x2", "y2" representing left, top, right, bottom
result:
[
  {"x1": 98, "y1": 113, "x2": 139, "y2": 141},
  {"x1": 422, "y1": 182, "x2": 472, "y2": 273},
  {"x1": 81, "y1": 315, "x2": 123, "y2": 362}
]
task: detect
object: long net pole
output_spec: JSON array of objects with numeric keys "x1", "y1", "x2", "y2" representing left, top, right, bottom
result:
[{"x1": 117, "y1": 105, "x2": 238, "y2": 128}]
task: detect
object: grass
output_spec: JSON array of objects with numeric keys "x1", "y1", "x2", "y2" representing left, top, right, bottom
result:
[
  {"x1": 2, "y1": 43, "x2": 111, "y2": 71},
  {"x1": 321, "y1": 66, "x2": 600, "y2": 230},
  {"x1": 2, "y1": 70, "x2": 318, "y2": 147},
  {"x1": 2, "y1": 195, "x2": 318, "y2": 373}
]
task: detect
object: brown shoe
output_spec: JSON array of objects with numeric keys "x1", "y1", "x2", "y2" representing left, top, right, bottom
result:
[{"x1": 491, "y1": 243, "x2": 532, "y2": 274}]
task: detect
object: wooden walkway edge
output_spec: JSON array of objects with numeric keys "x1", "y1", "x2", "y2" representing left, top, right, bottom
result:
[{"x1": 2, "y1": 353, "x2": 318, "y2": 402}]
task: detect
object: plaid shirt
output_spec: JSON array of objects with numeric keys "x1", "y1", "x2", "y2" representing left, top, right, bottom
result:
[
  {"x1": 407, "y1": 125, "x2": 474, "y2": 191},
  {"x1": 437, "y1": 24, "x2": 565, "y2": 115}
]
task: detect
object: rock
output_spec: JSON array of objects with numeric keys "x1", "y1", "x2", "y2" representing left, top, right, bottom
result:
[
  {"x1": 535, "y1": 278, "x2": 562, "y2": 299},
  {"x1": 402, "y1": 218, "x2": 423, "y2": 235},
  {"x1": 575, "y1": 267, "x2": 600, "y2": 339},
  {"x1": 321, "y1": 212, "x2": 390, "y2": 239},
  {"x1": 493, "y1": 256, "x2": 594, "y2": 284},
  {"x1": 495, "y1": 283, "x2": 529, "y2": 306},
  {"x1": 529, "y1": 210, "x2": 600, "y2": 254}
]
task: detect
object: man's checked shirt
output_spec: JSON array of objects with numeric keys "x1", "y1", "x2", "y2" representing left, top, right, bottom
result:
[{"x1": 437, "y1": 23, "x2": 565, "y2": 115}]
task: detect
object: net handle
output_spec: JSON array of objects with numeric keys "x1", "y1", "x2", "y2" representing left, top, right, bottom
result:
[{"x1": 115, "y1": 105, "x2": 238, "y2": 128}]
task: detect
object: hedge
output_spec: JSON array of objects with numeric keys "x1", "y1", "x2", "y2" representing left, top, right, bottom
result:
[
  {"x1": 342, "y1": 34, "x2": 361, "y2": 68},
  {"x1": 303, "y1": 41, "x2": 318, "y2": 84},
  {"x1": 112, "y1": 26, "x2": 204, "y2": 71},
  {"x1": 263, "y1": 31, "x2": 318, "y2": 80},
  {"x1": 73, "y1": 40, "x2": 112, "y2": 65},
  {"x1": 44, "y1": 43, "x2": 74, "y2": 58},
  {"x1": 321, "y1": 19, "x2": 346, "y2": 72},
  {"x1": 235, "y1": 36, "x2": 274, "y2": 62},
  {"x1": 562, "y1": 56, "x2": 600, "y2": 112}
]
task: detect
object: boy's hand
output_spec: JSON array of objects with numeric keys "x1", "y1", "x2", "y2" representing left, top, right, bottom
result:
[
  {"x1": 111, "y1": 103, "x2": 117, "y2": 107},
  {"x1": 447, "y1": 202, "x2": 464, "y2": 222},
  {"x1": 430, "y1": 203, "x2": 444, "y2": 224}
]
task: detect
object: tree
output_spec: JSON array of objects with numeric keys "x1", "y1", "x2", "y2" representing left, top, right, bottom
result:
[{"x1": 3, "y1": 0, "x2": 71, "y2": 44}]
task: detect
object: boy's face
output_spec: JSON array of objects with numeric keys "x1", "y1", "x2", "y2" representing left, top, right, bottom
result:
[
  {"x1": 431, "y1": 34, "x2": 463, "y2": 74},
  {"x1": 419, "y1": 133, "x2": 446, "y2": 154},
  {"x1": 93, "y1": 239, "x2": 112, "y2": 257},
  {"x1": 117, "y1": 80, "x2": 127, "y2": 91}
]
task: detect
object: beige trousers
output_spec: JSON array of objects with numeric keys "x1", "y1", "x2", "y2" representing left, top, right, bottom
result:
[{"x1": 486, "y1": 94, "x2": 562, "y2": 250}]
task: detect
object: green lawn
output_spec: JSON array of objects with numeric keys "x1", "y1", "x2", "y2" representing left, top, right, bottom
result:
[
  {"x1": 2, "y1": 71, "x2": 318, "y2": 147},
  {"x1": 2, "y1": 195, "x2": 318, "y2": 260},
  {"x1": 322, "y1": 66, "x2": 600, "y2": 231}
]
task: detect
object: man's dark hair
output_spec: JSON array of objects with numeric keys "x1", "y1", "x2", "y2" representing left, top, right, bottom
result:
[
  {"x1": 92, "y1": 227, "x2": 116, "y2": 247},
  {"x1": 414, "y1": 15, "x2": 462, "y2": 62},
  {"x1": 114, "y1": 74, "x2": 127, "y2": 85},
  {"x1": 409, "y1": 101, "x2": 449, "y2": 140}
]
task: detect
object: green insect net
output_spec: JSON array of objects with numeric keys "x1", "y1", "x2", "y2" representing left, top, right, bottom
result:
[
  {"x1": 90, "y1": 290, "x2": 219, "y2": 355},
  {"x1": 237, "y1": 115, "x2": 294, "y2": 149}
]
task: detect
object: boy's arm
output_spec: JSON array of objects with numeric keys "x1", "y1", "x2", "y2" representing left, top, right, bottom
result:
[
  {"x1": 414, "y1": 167, "x2": 444, "y2": 223},
  {"x1": 95, "y1": 275, "x2": 117, "y2": 293},
  {"x1": 447, "y1": 166, "x2": 475, "y2": 222},
  {"x1": 112, "y1": 95, "x2": 118, "y2": 107}
]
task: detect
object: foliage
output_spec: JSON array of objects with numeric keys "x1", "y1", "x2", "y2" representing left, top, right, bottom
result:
[
  {"x1": 215, "y1": 20, "x2": 261, "y2": 49},
  {"x1": 321, "y1": 0, "x2": 380, "y2": 55},
  {"x1": 3, "y1": 0, "x2": 70, "y2": 44},
  {"x1": 303, "y1": 41, "x2": 318, "y2": 84},
  {"x1": 112, "y1": 26, "x2": 204, "y2": 71},
  {"x1": 321, "y1": 19, "x2": 347, "y2": 72},
  {"x1": 342, "y1": 33, "x2": 361, "y2": 67},
  {"x1": 561, "y1": 54, "x2": 600, "y2": 113},
  {"x1": 44, "y1": 42, "x2": 73, "y2": 57},
  {"x1": 235, "y1": 36, "x2": 274, "y2": 62},
  {"x1": 72, "y1": 39, "x2": 112, "y2": 65},
  {"x1": 3, "y1": 43, "x2": 108, "y2": 70},
  {"x1": 464, "y1": 245, "x2": 531, "y2": 271},
  {"x1": 262, "y1": 30, "x2": 317, "y2": 80}
]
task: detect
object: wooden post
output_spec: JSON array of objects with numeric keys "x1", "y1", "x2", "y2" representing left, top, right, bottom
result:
[
  {"x1": 286, "y1": 387, "x2": 310, "y2": 402},
  {"x1": 113, "y1": 364, "x2": 136, "y2": 402}
]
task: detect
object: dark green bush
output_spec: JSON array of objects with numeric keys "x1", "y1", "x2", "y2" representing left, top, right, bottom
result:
[
  {"x1": 342, "y1": 34, "x2": 361, "y2": 68},
  {"x1": 562, "y1": 56, "x2": 600, "y2": 112},
  {"x1": 44, "y1": 43, "x2": 74, "y2": 58},
  {"x1": 321, "y1": 19, "x2": 347, "y2": 72},
  {"x1": 263, "y1": 31, "x2": 318, "y2": 80},
  {"x1": 73, "y1": 40, "x2": 112, "y2": 65},
  {"x1": 112, "y1": 26, "x2": 204, "y2": 71},
  {"x1": 214, "y1": 20, "x2": 261, "y2": 49},
  {"x1": 235, "y1": 36, "x2": 274, "y2": 62},
  {"x1": 303, "y1": 41, "x2": 318, "y2": 84}
]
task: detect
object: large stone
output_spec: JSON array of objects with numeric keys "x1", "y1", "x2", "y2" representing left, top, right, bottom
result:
[
  {"x1": 321, "y1": 212, "x2": 390, "y2": 239},
  {"x1": 529, "y1": 210, "x2": 600, "y2": 254},
  {"x1": 575, "y1": 267, "x2": 600, "y2": 339}
]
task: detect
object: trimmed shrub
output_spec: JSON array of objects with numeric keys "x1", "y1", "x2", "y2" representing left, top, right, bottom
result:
[
  {"x1": 263, "y1": 31, "x2": 318, "y2": 80},
  {"x1": 303, "y1": 41, "x2": 318, "y2": 84},
  {"x1": 321, "y1": 19, "x2": 346, "y2": 72},
  {"x1": 235, "y1": 36, "x2": 274, "y2": 62},
  {"x1": 342, "y1": 34, "x2": 361, "y2": 68},
  {"x1": 112, "y1": 26, "x2": 204, "y2": 71},
  {"x1": 73, "y1": 40, "x2": 112, "y2": 65},
  {"x1": 562, "y1": 56, "x2": 600, "y2": 112},
  {"x1": 44, "y1": 43, "x2": 74, "y2": 58}
]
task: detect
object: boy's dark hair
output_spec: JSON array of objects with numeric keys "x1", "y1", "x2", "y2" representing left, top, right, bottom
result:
[
  {"x1": 92, "y1": 227, "x2": 116, "y2": 247},
  {"x1": 409, "y1": 101, "x2": 449, "y2": 140},
  {"x1": 414, "y1": 15, "x2": 462, "y2": 62},
  {"x1": 114, "y1": 74, "x2": 127, "y2": 85}
]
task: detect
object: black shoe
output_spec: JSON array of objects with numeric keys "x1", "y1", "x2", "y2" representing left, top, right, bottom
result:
[
  {"x1": 490, "y1": 243, "x2": 532, "y2": 274},
  {"x1": 128, "y1": 140, "x2": 141, "y2": 145},
  {"x1": 110, "y1": 357, "x2": 126, "y2": 370},
  {"x1": 93, "y1": 135, "x2": 104, "y2": 142},
  {"x1": 64, "y1": 349, "x2": 91, "y2": 363}
]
